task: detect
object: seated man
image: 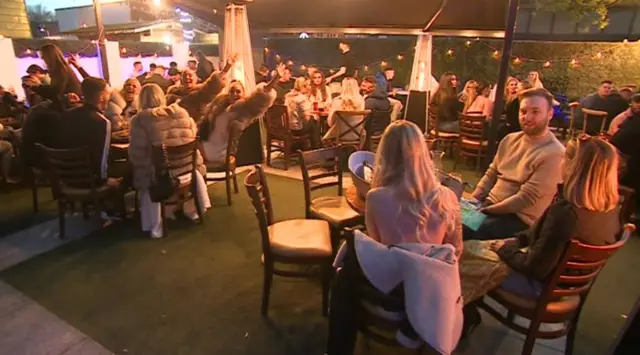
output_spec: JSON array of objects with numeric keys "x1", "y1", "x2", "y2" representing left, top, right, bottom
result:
[
  {"x1": 610, "y1": 99, "x2": 640, "y2": 215},
  {"x1": 360, "y1": 76, "x2": 391, "y2": 112},
  {"x1": 577, "y1": 80, "x2": 629, "y2": 134},
  {"x1": 609, "y1": 93, "x2": 640, "y2": 135},
  {"x1": 467, "y1": 88, "x2": 565, "y2": 240},
  {"x1": 57, "y1": 77, "x2": 119, "y2": 188}
]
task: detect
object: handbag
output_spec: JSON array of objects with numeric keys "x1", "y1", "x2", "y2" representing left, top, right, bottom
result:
[{"x1": 149, "y1": 144, "x2": 178, "y2": 203}]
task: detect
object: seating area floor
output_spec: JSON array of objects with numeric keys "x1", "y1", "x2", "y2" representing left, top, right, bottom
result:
[{"x1": 0, "y1": 161, "x2": 638, "y2": 355}]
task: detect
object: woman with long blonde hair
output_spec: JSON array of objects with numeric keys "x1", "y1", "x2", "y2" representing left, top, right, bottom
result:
[
  {"x1": 368, "y1": 120, "x2": 462, "y2": 253},
  {"x1": 325, "y1": 77, "x2": 366, "y2": 142},
  {"x1": 488, "y1": 135, "x2": 620, "y2": 298},
  {"x1": 460, "y1": 80, "x2": 480, "y2": 113},
  {"x1": 528, "y1": 71, "x2": 544, "y2": 89}
]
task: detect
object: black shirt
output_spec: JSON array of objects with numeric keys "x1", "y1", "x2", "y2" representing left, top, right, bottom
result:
[{"x1": 340, "y1": 50, "x2": 357, "y2": 79}]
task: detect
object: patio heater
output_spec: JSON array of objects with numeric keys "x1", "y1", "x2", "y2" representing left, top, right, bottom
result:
[
  {"x1": 92, "y1": 0, "x2": 110, "y2": 82},
  {"x1": 223, "y1": 1, "x2": 256, "y2": 91}
]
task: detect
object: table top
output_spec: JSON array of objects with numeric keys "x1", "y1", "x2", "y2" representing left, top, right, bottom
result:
[
  {"x1": 111, "y1": 143, "x2": 130, "y2": 149},
  {"x1": 345, "y1": 185, "x2": 366, "y2": 215}
]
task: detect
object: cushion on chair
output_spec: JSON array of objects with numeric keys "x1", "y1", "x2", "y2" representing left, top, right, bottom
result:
[
  {"x1": 60, "y1": 184, "x2": 117, "y2": 199},
  {"x1": 491, "y1": 288, "x2": 581, "y2": 316},
  {"x1": 268, "y1": 219, "x2": 332, "y2": 257},
  {"x1": 310, "y1": 196, "x2": 363, "y2": 227},
  {"x1": 206, "y1": 156, "x2": 236, "y2": 172},
  {"x1": 429, "y1": 130, "x2": 459, "y2": 138},
  {"x1": 461, "y1": 138, "x2": 488, "y2": 147}
]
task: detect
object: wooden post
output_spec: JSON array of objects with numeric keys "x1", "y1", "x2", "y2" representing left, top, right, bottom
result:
[
  {"x1": 93, "y1": 0, "x2": 109, "y2": 83},
  {"x1": 486, "y1": 0, "x2": 520, "y2": 165}
]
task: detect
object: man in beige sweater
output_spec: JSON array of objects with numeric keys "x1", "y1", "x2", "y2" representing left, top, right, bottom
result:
[{"x1": 466, "y1": 88, "x2": 565, "y2": 240}]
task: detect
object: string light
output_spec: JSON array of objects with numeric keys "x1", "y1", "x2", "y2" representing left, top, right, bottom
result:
[
  {"x1": 570, "y1": 58, "x2": 578, "y2": 66},
  {"x1": 300, "y1": 64, "x2": 306, "y2": 71},
  {"x1": 446, "y1": 49, "x2": 454, "y2": 56},
  {"x1": 25, "y1": 48, "x2": 32, "y2": 55},
  {"x1": 513, "y1": 57, "x2": 521, "y2": 65},
  {"x1": 397, "y1": 54, "x2": 404, "y2": 60},
  {"x1": 275, "y1": 54, "x2": 281, "y2": 61},
  {"x1": 286, "y1": 60, "x2": 294, "y2": 66},
  {"x1": 121, "y1": 47, "x2": 127, "y2": 54},
  {"x1": 492, "y1": 50, "x2": 500, "y2": 58},
  {"x1": 364, "y1": 65, "x2": 369, "y2": 71},
  {"x1": 623, "y1": 38, "x2": 628, "y2": 44},
  {"x1": 264, "y1": 47, "x2": 269, "y2": 53},
  {"x1": 595, "y1": 52, "x2": 602, "y2": 59},
  {"x1": 213, "y1": 8, "x2": 218, "y2": 14},
  {"x1": 543, "y1": 60, "x2": 551, "y2": 68},
  {"x1": 465, "y1": 40, "x2": 472, "y2": 47},
  {"x1": 380, "y1": 60, "x2": 388, "y2": 67}
]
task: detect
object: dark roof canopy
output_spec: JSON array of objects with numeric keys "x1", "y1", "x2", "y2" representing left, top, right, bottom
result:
[{"x1": 171, "y1": 0, "x2": 509, "y2": 36}]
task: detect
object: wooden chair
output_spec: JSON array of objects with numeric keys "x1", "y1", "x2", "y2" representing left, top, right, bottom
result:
[
  {"x1": 37, "y1": 144, "x2": 122, "y2": 238},
  {"x1": 27, "y1": 167, "x2": 48, "y2": 214},
  {"x1": 244, "y1": 165, "x2": 333, "y2": 316},
  {"x1": 343, "y1": 229, "x2": 433, "y2": 354},
  {"x1": 428, "y1": 109, "x2": 459, "y2": 154},
  {"x1": 299, "y1": 146, "x2": 364, "y2": 249},
  {"x1": 581, "y1": 108, "x2": 608, "y2": 135},
  {"x1": 363, "y1": 109, "x2": 392, "y2": 152},
  {"x1": 151, "y1": 140, "x2": 204, "y2": 237},
  {"x1": 265, "y1": 104, "x2": 309, "y2": 171},
  {"x1": 454, "y1": 113, "x2": 488, "y2": 172},
  {"x1": 568, "y1": 102, "x2": 580, "y2": 138},
  {"x1": 324, "y1": 110, "x2": 371, "y2": 152},
  {"x1": 618, "y1": 185, "x2": 636, "y2": 224},
  {"x1": 204, "y1": 120, "x2": 241, "y2": 206},
  {"x1": 480, "y1": 223, "x2": 636, "y2": 355}
]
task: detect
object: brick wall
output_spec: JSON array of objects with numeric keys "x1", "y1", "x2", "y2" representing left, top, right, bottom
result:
[{"x1": 0, "y1": 0, "x2": 32, "y2": 39}]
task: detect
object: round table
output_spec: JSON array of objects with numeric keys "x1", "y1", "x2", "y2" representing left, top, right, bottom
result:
[{"x1": 345, "y1": 185, "x2": 365, "y2": 214}]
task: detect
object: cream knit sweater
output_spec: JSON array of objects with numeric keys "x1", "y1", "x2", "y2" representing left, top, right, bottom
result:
[{"x1": 474, "y1": 131, "x2": 565, "y2": 225}]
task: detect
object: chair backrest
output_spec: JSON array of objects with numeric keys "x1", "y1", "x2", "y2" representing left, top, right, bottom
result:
[
  {"x1": 364, "y1": 109, "x2": 392, "y2": 151},
  {"x1": 618, "y1": 185, "x2": 636, "y2": 224},
  {"x1": 458, "y1": 113, "x2": 487, "y2": 142},
  {"x1": 264, "y1": 104, "x2": 292, "y2": 139},
  {"x1": 343, "y1": 228, "x2": 407, "y2": 346},
  {"x1": 568, "y1": 102, "x2": 580, "y2": 131},
  {"x1": 581, "y1": 108, "x2": 608, "y2": 134},
  {"x1": 333, "y1": 110, "x2": 370, "y2": 143},
  {"x1": 37, "y1": 143, "x2": 96, "y2": 195},
  {"x1": 153, "y1": 140, "x2": 198, "y2": 179},
  {"x1": 535, "y1": 224, "x2": 635, "y2": 315},
  {"x1": 298, "y1": 146, "x2": 345, "y2": 215},
  {"x1": 244, "y1": 165, "x2": 274, "y2": 257}
]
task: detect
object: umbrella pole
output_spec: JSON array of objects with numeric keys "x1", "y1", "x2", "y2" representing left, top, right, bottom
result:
[{"x1": 486, "y1": 0, "x2": 520, "y2": 168}]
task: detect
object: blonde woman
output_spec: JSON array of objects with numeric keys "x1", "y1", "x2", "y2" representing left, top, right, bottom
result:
[
  {"x1": 285, "y1": 77, "x2": 321, "y2": 148},
  {"x1": 460, "y1": 80, "x2": 479, "y2": 113},
  {"x1": 324, "y1": 77, "x2": 366, "y2": 141},
  {"x1": 528, "y1": 71, "x2": 544, "y2": 89},
  {"x1": 129, "y1": 83, "x2": 211, "y2": 238},
  {"x1": 367, "y1": 120, "x2": 463, "y2": 254},
  {"x1": 488, "y1": 135, "x2": 621, "y2": 298}
]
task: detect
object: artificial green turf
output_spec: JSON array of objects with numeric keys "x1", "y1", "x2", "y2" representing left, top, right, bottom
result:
[
  {"x1": 0, "y1": 186, "x2": 57, "y2": 238},
  {"x1": 1, "y1": 172, "x2": 639, "y2": 355}
]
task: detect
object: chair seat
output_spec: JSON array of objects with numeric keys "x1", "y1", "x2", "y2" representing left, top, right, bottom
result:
[
  {"x1": 310, "y1": 196, "x2": 362, "y2": 227},
  {"x1": 429, "y1": 130, "x2": 459, "y2": 138},
  {"x1": 268, "y1": 219, "x2": 332, "y2": 258},
  {"x1": 461, "y1": 138, "x2": 488, "y2": 147},
  {"x1": 491, "y1": 288, "x2": 581, "y2": 317},
  {"x1": 206, "y1": 156, "x2": 236, "y2": 172},
  {"x1": 60, "y1": 184, "x2": 117, "y2": 199}
]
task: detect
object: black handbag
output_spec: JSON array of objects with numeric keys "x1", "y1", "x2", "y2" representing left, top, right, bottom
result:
[{"x1": 149, "y1": 144, "x2": 178, "y2": 203}]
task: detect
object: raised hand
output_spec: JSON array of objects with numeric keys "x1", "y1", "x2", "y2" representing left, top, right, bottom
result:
[
  {"x1": 67, "y1": 55, "x2": 79, "y2": 68},
  {"x1": 222, "y1": 53, "x2": 239, "y2": 74},
  {"x1": 275, "y1": 63, "x2": 286, "y2": 77}
]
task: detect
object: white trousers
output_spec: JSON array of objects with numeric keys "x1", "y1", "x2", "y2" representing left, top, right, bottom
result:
[{"x1": 139, "y1": 171, "x2": 211, "y2": 235}]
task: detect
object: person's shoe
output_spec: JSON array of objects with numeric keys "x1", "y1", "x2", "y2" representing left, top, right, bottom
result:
[
  {"x1": 184, "y1": 209, "x2": 200, "y2": 221},
  {"x1": 100, "y1": 211, "x2": 122, "y2": 221},
  {"x1": 150, "y1": 225, "x2": 163, "y2": 239}
]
